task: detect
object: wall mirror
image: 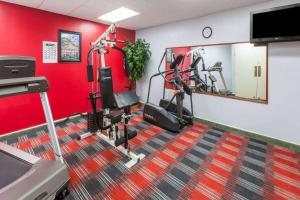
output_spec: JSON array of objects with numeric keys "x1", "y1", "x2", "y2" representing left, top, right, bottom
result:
[{"x1": 166, "y1": 42, "x2": 268, "y2": 103}]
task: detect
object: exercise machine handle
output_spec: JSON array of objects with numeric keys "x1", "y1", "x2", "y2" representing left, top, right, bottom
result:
[
  {"x1": 171, "y1": 80, "x2": 184, "y2": 94},
  {"x1": 86, "y1": 45, "x2": 104, "y2": 82}
]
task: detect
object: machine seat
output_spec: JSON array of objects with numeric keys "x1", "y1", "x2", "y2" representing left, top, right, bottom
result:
[
  {"x1": 115, "y1": 129, "x2": 137, "y2": 147},
  {"x1": 106, "y1": 110, "x2": 123, "y2": 124}
]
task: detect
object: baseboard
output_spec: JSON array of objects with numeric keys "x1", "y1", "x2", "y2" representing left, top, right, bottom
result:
[
  {"x1": 194, "y1": 116, "x2": 300, "y2": 152},
  {"x1": 0, "y1": 113, "x2": 85, "y2": 139}
]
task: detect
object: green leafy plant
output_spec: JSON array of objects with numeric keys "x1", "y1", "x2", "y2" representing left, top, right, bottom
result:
[{"x1": 123, "y1": 39, "x2": 151, "y2": 81}]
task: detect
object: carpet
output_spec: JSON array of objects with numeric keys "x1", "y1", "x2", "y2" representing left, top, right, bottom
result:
[{"x1": 1, "y1": 110, "x2": 300, "y2": 200}]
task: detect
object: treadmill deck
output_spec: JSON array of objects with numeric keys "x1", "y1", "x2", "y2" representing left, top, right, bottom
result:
[{"x1": 0, "y1": 150, "x2": 31, "y2": 189}]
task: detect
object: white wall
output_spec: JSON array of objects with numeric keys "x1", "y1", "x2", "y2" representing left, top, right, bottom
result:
[{"x1": 136, "y1": 0, "x2": 300, "y2": 145}]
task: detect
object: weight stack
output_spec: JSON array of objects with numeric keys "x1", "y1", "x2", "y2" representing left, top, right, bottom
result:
[{"x1": 87, "y1": 112, "x2": 98, "y2": 133}]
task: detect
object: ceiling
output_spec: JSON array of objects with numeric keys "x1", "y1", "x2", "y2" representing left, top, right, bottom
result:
[{"x1": 2, "y1": 0, "x2": 270, "y2": 30}]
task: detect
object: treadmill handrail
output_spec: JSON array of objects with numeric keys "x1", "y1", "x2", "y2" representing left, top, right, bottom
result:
[
  {"x1": 0, "y1": 77, "x2": 49, "y2": 98},
  {"x1": 0, "y1": 76, "x2": 64, "y2": 163}
]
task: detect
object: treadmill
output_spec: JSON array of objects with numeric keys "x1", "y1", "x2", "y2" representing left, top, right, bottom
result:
[{"x1": 0, "y1": 56, "x2": 70, "y2": 200}]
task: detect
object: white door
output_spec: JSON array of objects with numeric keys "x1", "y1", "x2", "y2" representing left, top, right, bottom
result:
[{"x1": 233, "y1": 43, "x2": 267, "y2": 100}]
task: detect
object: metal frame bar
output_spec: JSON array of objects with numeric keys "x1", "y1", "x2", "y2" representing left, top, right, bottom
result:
[
  {"x1": 80, "y1": 131, "x2": 145, "y2": 168},
  {"x1": 218, "y1": 71, "x2": 228, "y2": 91},
  {"x1": 92, "y1": 24, "x2": 116, "y2": 47},
  {"x1": 78, "y1": 132, "x2": 93, "y2": 140},
  {"x1": 186, "y1": 46, "x2": 204, "y2": 56},
  {"x1": 96, "y1": 132, "x2": 145, "y2": 168},
  {"x1": 208, "y1": 71, "x2": 219, "y2": 92},
  {"x1": 40, "y1": 92, "x2": 63, "y2": 163}
]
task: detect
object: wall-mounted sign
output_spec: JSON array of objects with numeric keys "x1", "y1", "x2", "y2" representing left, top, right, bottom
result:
[{"x1": 43, "y1": 41, "x2": 58, "y2": 63}]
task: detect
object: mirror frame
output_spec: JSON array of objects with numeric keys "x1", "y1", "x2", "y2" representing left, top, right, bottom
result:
[{"x1": 165, "y1": 41, "x2": 269, "y2": 104}]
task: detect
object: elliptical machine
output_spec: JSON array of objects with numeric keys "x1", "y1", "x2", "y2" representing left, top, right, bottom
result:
[
  {"x1": 143, "y1": 52, "x2": 193, "y2": 132},
  {"x1": 160, "y1": 55, "x2": 195, "y2": 120},
  {"x1": 79, "y1": 24, "x2": 145, "y2": 168},
  {"x1": 188, "y1": 54, "x2": 209, "y2": 92}
]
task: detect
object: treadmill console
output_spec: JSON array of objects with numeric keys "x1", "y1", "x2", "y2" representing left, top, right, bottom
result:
[
  {"x1": 0, "y1": 56, "x2": 35, "y2": 80},
  {"x1": 0, "y1": 57, "x2": 49, "y2": 98}
]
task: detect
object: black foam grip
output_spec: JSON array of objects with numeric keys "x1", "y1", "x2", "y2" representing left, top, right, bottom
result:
[
  {"x1": 170, "y1": 54, "x2": 184, "y2": 69},
  {"x1": 112, "y1": 46, "x2": 130, "y2": 77},
  {"x1": 182, "y1": 81, "x2": 192, "y2": 95},
  {"x1": 87, "y1": 65, "x2": 94, "y2": 82},
  {"x1": 190, "y1": 56, "x2": 201, "y2": 69}
]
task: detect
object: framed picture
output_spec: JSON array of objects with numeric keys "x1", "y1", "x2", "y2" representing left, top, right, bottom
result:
[{"x1": 58, "y1": 30, "x2": 81, "y2": 62}]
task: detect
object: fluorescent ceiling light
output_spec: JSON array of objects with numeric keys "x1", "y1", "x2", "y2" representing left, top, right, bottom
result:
[{"x1": 98, "y1": 7, "x2": 139, "y2": 23}]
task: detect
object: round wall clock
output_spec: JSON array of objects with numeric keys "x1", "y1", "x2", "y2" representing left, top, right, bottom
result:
[{"x1": 202, "y1": 26, "x2": 213, "y2": 39}]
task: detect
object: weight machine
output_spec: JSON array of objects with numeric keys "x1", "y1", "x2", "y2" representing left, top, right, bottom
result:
[
  {"x1": 87, "y1": 23, "x2": 129, "y2": 83},
  {"x1": 79, "y1": 24, "x2": 145, "y2": 168}
]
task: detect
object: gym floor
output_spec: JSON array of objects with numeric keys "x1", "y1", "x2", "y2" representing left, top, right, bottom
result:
[{"x1": 1, "y1": 109, "x2": 300, "y2": 200}]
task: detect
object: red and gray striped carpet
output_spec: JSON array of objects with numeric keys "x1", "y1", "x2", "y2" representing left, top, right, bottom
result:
[{"x1": 1, "y1": 110, "x2": 300, "y2": 200}]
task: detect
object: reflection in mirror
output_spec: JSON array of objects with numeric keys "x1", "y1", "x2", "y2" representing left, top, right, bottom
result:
[{"x1": 166, "y1": 43, "x2": 268, "y2": 103}]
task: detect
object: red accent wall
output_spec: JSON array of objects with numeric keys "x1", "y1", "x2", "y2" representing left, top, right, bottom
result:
[{"x1": 0, "y1": 2, "x2": 135, "y2": 135}]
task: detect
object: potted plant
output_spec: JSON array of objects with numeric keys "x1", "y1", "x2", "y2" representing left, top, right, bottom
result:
[{"x1": 122, "y1": 39, "x2": 151, "y2": 81}]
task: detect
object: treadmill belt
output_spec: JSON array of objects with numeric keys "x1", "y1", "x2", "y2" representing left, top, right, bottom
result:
[{"x1": 0, "y1": 151, "x2": 31, "y2": 189}]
